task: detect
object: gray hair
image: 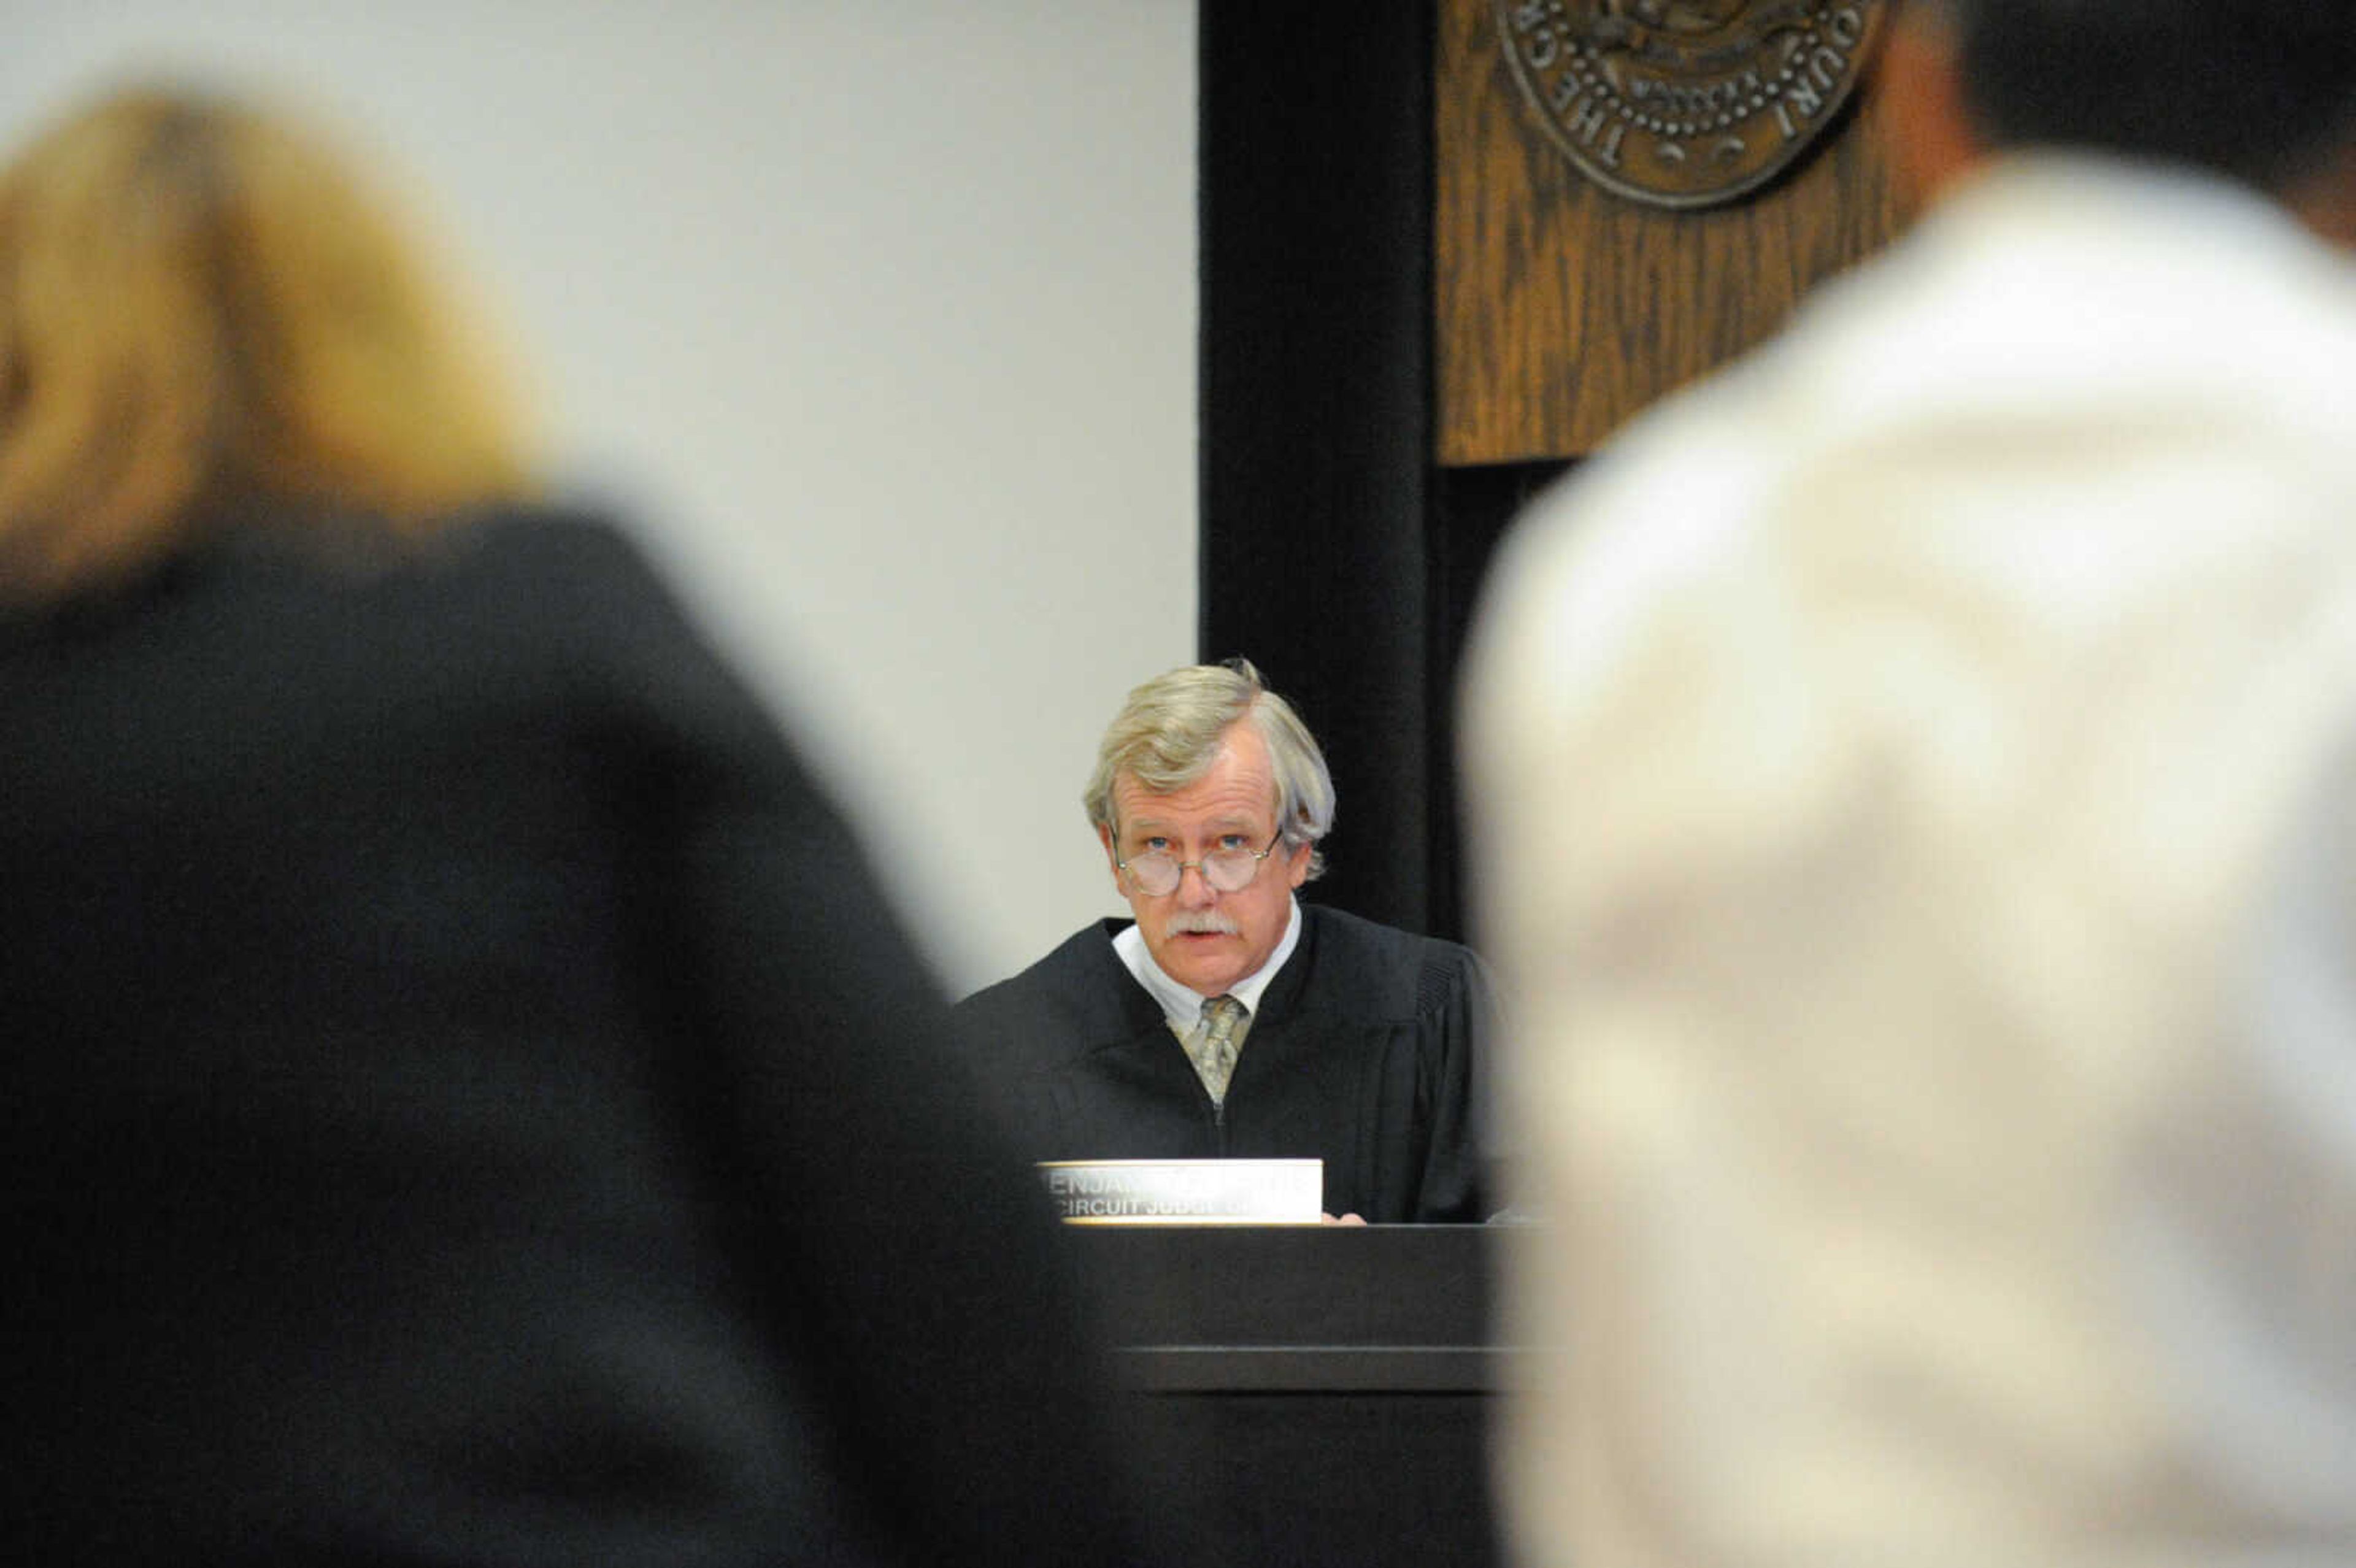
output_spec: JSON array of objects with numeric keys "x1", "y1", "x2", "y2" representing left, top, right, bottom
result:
[{"x1": 1083, "y1": 657, "x2": 1334, "y2": 880}]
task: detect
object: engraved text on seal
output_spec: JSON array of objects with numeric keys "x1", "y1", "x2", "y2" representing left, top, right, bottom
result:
[{"x1": 1495, "y1": 1, "x2": 1890, "y2": 209}]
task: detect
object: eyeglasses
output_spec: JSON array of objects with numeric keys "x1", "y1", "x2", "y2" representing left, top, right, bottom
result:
[{"x1": 1115, "y1": 829, "x2": 1284, "y2": 897}]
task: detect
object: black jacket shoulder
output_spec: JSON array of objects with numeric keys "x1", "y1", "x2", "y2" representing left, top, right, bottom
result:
[{"x1": 1261, "y1": 904, "x2": 1487, "y2": 1028}]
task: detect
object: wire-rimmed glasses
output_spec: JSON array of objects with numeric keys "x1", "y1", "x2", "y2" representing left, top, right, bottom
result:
[{"x1": 1114, "y1": 829, "x2": 1284, "y2": 897}]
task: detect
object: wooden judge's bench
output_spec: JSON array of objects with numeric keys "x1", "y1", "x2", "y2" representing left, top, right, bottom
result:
[{"x1": 1068, "y1": 1224, "x2": 1514, "y2": 1568}]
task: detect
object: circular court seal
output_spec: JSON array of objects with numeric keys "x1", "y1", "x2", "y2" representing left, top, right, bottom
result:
[{"x1": 1495, "y1": 0, "x2": 1890, "y2": 209}]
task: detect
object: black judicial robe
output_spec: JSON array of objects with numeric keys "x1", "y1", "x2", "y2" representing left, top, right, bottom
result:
[{"x1": 950, "y1": 906, "x2": 1493, "y2": 1223}]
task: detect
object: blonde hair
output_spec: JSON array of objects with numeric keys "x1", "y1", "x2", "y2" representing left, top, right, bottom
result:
[
  {"x1": 0, "y1": 85, "x2": 535, "y2": 603},
  {"x1": 1083, "y1": 657, "x2": 1335, "y2": 880}
]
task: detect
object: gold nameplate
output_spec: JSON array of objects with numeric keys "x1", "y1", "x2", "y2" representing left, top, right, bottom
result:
[{"x1": 1040, "y1": 1159, "x2": 1323, "y2": 1225}]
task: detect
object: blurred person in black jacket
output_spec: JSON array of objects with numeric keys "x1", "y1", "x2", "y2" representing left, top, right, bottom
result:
[{"x1": 0, "y1": 83, "x2": 1153, "y2": 1567}]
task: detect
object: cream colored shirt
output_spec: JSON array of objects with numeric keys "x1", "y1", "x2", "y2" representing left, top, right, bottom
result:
[{"x1": 1463, "y1": 155, "x2": 2356, "y2": 1568}]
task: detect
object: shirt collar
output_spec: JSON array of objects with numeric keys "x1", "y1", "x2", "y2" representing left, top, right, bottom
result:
[{"x1": 1113, "y1": 896, "x2": 1303, "y2": 1029}]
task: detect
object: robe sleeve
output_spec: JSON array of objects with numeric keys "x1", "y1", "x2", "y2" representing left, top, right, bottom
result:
[{"x1": 1412, "y1": 940, "x2": 1501, "y2": 1223}]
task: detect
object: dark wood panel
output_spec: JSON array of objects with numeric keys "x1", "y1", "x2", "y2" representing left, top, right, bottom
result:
[
  {"x1": 1068, "y1": 1222, "x2": 1492, "y2": 1347},
  {"x1": 1435, "y1": 0, "x2": 1915, "y2": 464},
  {"x1": 1066, "y1": 1224, "x2": 1509, "y2": 1568},
  {"x1": 1142, "y1": 1393, "x2": 1503, "y2": 1568}
]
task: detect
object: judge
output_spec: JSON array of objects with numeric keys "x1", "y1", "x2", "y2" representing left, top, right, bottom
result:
[{"x1": 952, "y1": 658, "x2": 1492, "y2": 1223}]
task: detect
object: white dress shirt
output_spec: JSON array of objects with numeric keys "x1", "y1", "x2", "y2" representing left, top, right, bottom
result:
[
  {"x1": 1463, "y1": 155, "x2": 2356, "y2": 1568},
  {"x1": 1114, "y1": 894, "x2": 1304, "y2": 1036}
]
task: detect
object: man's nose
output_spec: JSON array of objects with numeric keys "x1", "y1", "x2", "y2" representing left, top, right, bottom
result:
[{"x1": 1174, "y1": 859, "x2": 1219, "y2": 905}]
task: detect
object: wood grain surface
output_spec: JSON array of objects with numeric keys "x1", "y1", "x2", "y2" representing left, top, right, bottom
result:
[{"x1": 1436, "y1": 0, "x2": 1917, "y2": 464}]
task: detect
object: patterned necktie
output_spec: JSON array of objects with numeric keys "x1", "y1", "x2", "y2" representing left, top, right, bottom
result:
[{"x1": 1184, "y1": 994, "x2": 1248, "y2": 1107}]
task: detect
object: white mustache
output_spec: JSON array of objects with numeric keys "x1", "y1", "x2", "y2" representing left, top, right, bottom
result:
[{"x1": 1164, "y1": 912, "x2": 1240, "y2": 939}]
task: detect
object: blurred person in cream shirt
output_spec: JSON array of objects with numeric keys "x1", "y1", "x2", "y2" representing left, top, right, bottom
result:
[{"x1": 1461, "y1": 1, "x2": 2356, "y2": 1563}]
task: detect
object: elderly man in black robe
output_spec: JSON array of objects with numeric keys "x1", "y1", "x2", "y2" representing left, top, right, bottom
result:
[{"x1": 952, "y1": 659, "x2": 1493, "y2": 1224}]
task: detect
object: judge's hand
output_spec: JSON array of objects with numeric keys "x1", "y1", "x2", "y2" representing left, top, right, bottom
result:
[{"x1": 1320, "y1": 1212, "x2": 1367, "y2": 1226}]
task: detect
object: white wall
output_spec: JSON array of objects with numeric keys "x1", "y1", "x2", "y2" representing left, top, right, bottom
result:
[{"x1": 0, "y1": 2, "x2": 1198, "y2": 994}]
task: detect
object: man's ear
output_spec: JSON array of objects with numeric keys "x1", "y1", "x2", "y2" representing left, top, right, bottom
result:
[
  {"x1": 1098, "y1": 824, "x2": 1124, "y2": 887},
  {"x1": 2285, "y1": 139, "x2": 2356, "y2": 248},
  {"x1": 1282, "y1": 834, "x2": 1314, "y2": 891},
  {"x1": 1878, "y1": 5, "x2": 1987, "y2": 218}
]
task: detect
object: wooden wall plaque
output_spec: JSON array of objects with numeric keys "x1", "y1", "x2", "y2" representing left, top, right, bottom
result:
[{"x1": 1436, "y1": 0, "x2": 1916, "y2": 464}]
